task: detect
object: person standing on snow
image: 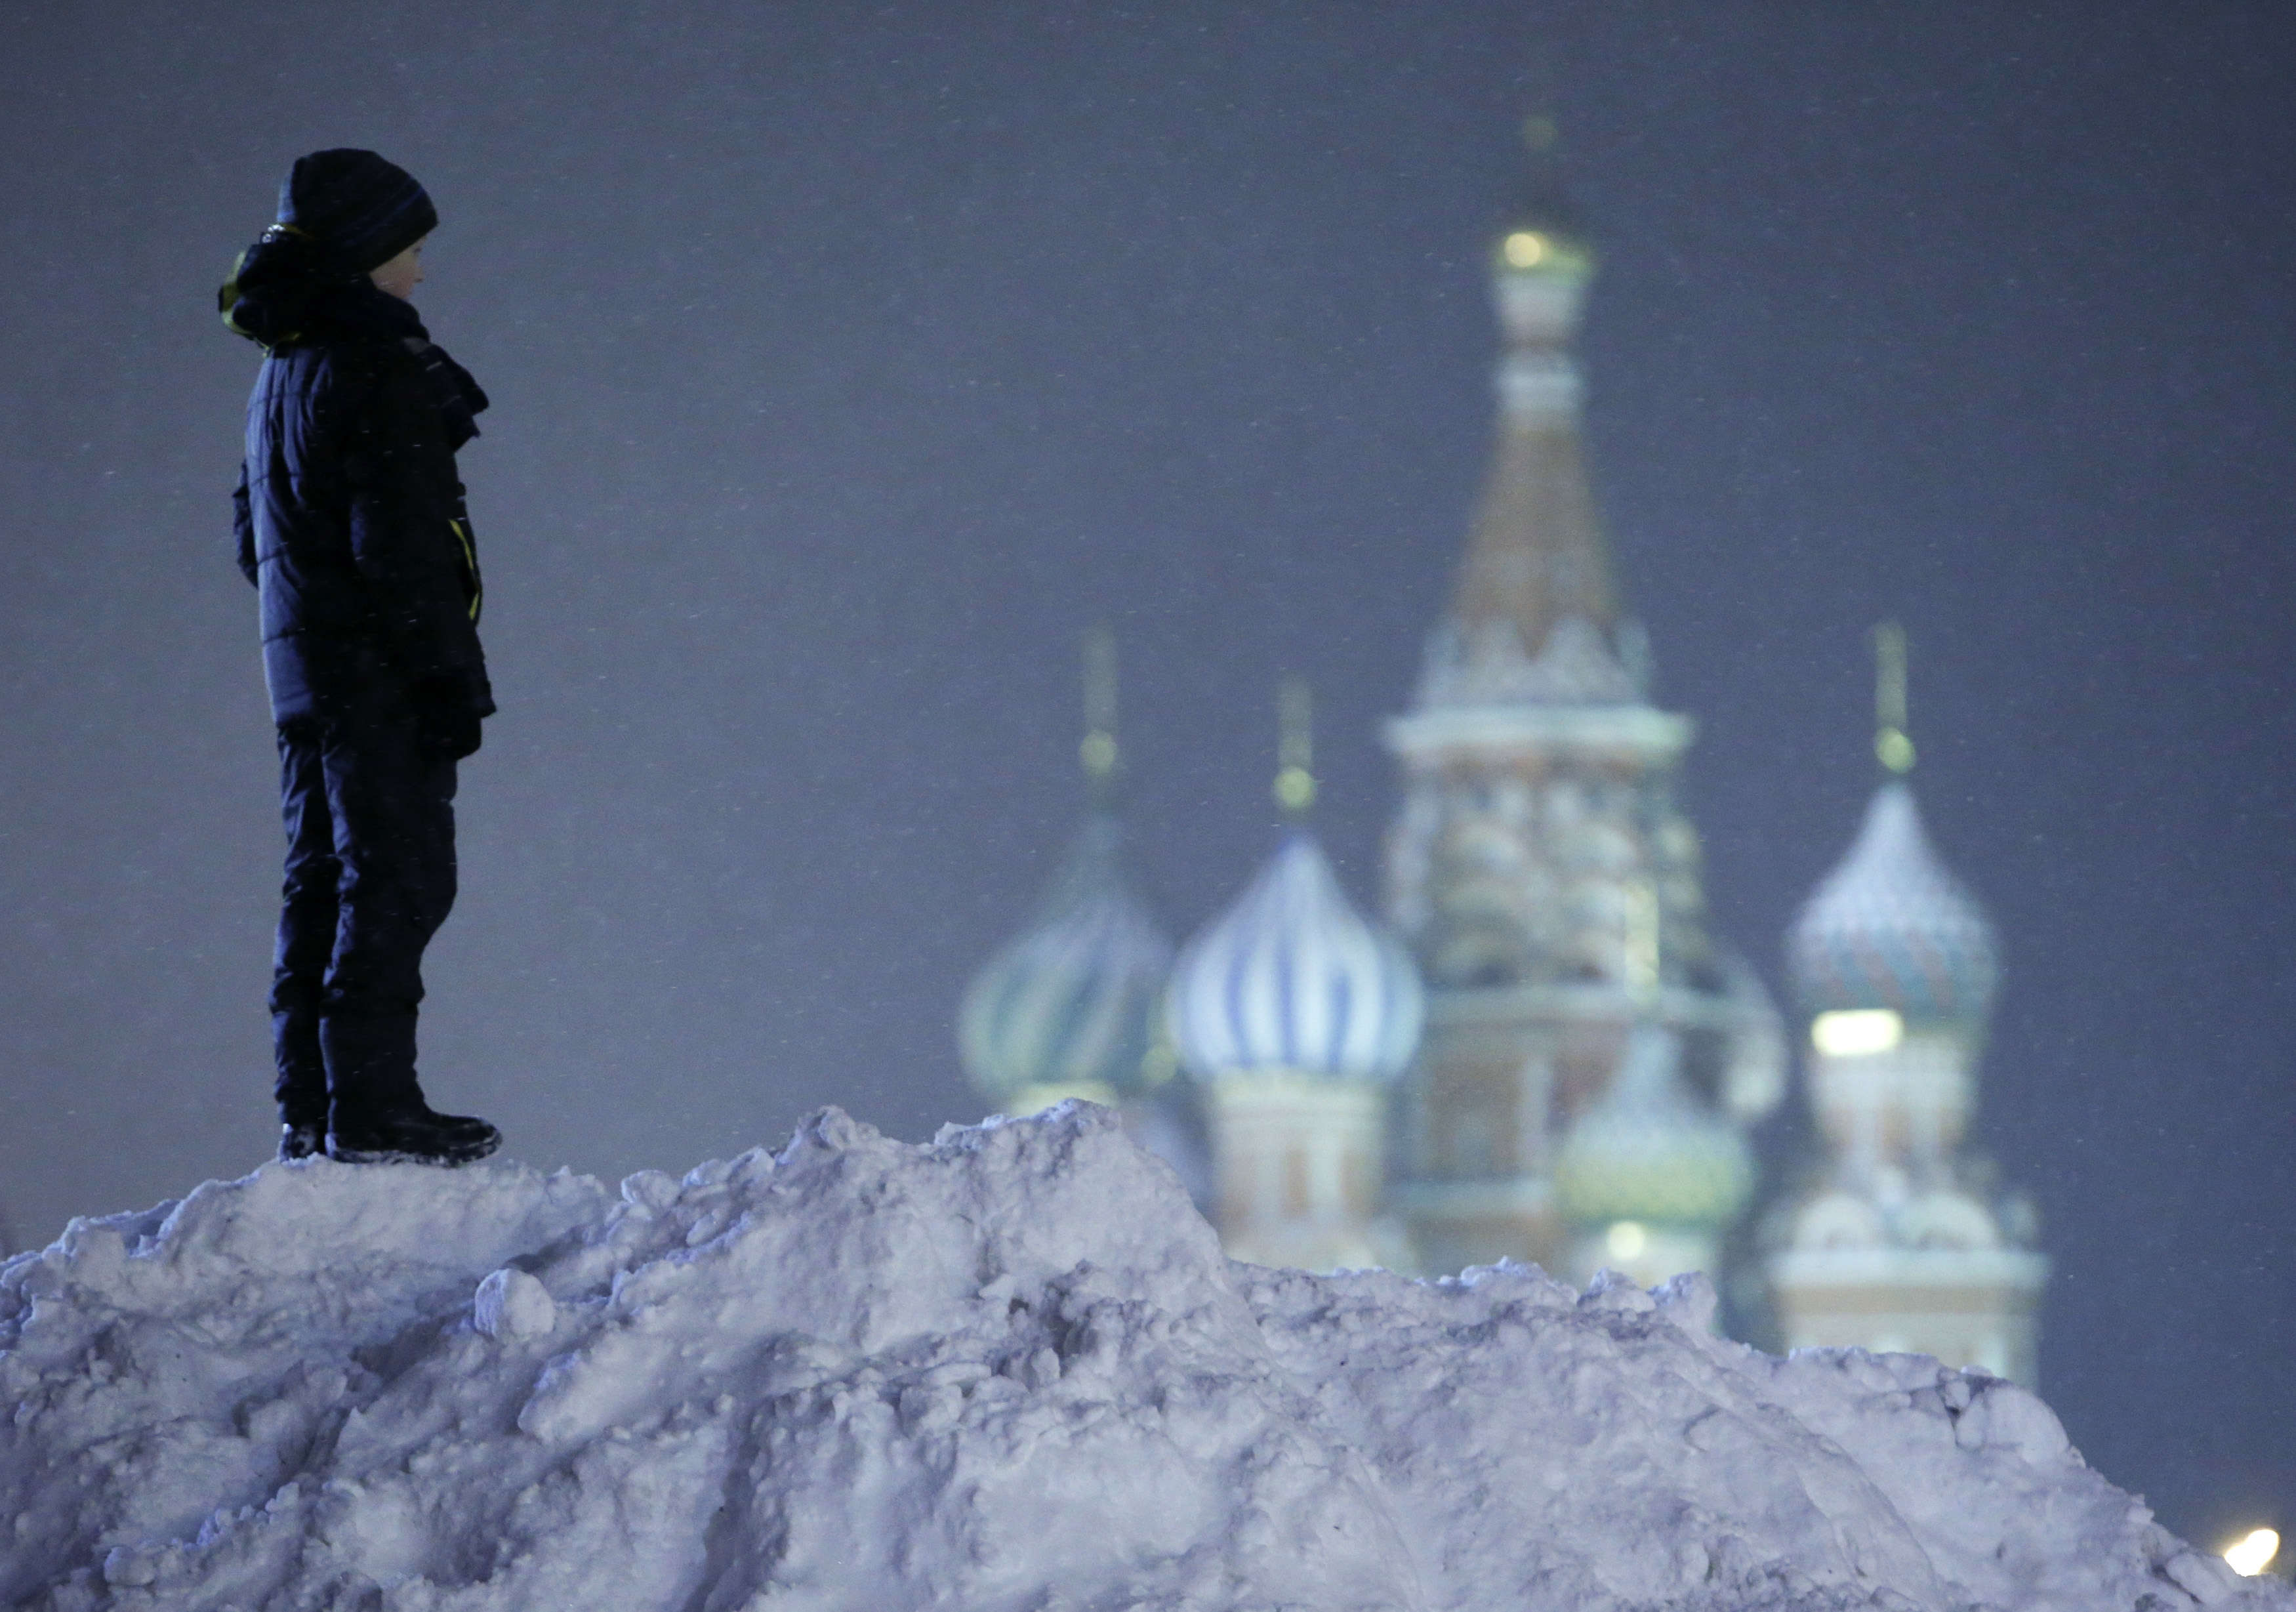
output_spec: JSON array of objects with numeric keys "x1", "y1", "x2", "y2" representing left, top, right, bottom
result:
[{"x1": 220, "y1": 149, "x2": 502, "y2": 1167}]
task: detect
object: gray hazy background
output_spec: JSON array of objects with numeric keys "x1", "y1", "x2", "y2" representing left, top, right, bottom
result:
[{"x1": 2, "y1": 0, "x2": 2290, "y2": 1554}]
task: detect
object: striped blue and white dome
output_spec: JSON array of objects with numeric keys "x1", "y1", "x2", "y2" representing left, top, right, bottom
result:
[
  {"x1": 959, "y1": 814, "x2": 1174, "y2": 1104},
  {"x1": 1167, "y1": 831, "x2": 1424, "y2": 1083},
  {"x1": 1788, "y1": 781, "x2": 1999, "y2": 1024}
]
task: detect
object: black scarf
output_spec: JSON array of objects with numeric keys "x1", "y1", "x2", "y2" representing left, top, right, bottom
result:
[{"x1": 220, "y1": 234, "x2": 489, "y2": 449}]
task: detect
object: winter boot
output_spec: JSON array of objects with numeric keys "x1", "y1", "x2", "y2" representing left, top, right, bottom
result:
[
  {"x1": 274, "y1": 1002, "x2": 331, "y2": 1163},
  {"x1": 327, "y1": 1102, "x2": 501, "y2": 1166},
  {"x1": 320, "y1": 1012, "x2": 501, "y2": 1165},
  {"x1": 277, "y1": 1120, "x2": 327, "y2": 1161}
]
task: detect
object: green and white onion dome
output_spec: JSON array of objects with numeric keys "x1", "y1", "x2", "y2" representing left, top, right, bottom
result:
[
  {"x1": 1166, "y1": 831, "x2": 1424, "y2": 1082},
  {"x1": 1787, "y1": 781, "x2": 1999, "y2": 1024},
  {"x1": 959, "y1": 814, "x2": 1174, "y2": 1106},
  {"x1": 1555, "y1": 1025, "x2": 1754, "y2": 1229}
]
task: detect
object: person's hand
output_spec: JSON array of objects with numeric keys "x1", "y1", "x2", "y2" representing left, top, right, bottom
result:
[
  {"x1": 429, "y1": 705, "x2": 483, "y2": 761},
  {"x1": 413, "y1": 680, "x2": 485, "y2": 760}
]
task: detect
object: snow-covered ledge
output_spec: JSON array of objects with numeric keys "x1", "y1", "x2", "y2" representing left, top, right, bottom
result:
[{"x1": 1, "y1": 1103, "x2": 2282, "y2": 1611}]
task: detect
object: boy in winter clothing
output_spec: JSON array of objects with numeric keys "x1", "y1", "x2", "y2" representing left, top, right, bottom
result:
[{"x1": 220, "y1": 149, "x2": 501, "y2": 1166}]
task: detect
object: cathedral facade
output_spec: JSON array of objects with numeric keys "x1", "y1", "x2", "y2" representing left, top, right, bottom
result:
[{"x1": 957, "y1": 146, "x2": 2045, "y2": 1385}]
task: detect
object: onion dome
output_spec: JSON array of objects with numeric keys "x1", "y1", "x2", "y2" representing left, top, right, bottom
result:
[
  {"x1": 1555, "y1": 1025, "x2": 1754, "y2": 1230},
  {"x1": 1787, "y1": 781, "x2": 1999, "y2": 1025},
  {"x1": 1166, "y1": 831, "x2": 1424, "y2": 1083},
  {"x1": 959, "y1": 812, "x2": 1174, "y2": 1108}
]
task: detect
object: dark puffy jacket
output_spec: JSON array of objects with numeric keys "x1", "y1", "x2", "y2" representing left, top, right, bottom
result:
[{"x1": 230, "y1": 278, "x2": 493, "y2": 726}]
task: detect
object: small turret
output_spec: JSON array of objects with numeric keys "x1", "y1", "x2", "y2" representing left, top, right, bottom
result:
[
  {"x1": 1171, "y1": 679, "x2": 1424, "y2": 1271},
  {"x1": 1553, "y1": 1023, "x2": 1753, "y2": 1292},
  {"x1": 1765, "y1": 625, "x2": 2045, "y2": 1384},
  {"x1": 959, "y1": 629, "x2": 1174, "y2": 1115},
  {"x1": 1789, "y1": 627, "x2": 1998, "y2": 1033},
  {"x1": 1784, "y1": 627, "x2": 1999, "y2": 1168}
]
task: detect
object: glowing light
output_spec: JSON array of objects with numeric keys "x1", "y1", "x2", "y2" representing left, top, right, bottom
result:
[
  {"x1": 1080, "y1": 730, "x2": 1118, "y2": 777},
  {"x1": 1503, "y1": 231, "x2": 1548, "y2": 268},
  {"x1": 1274, "y1": 765, "x2": 1316, "y2": 813},
  {"x1": 1811, "y1": 1008, "x2": 1905, "y2": 1058},
  {"x1": 1876, "y1": 726, "x2": 1916, "y2": 774},
  {"x1": 2224, "y1": 1528, "x2": 2280, "y2": 1577},
  {"x1": 1605, "y1": 1220, "x2": 1649, "y2": 1262}
]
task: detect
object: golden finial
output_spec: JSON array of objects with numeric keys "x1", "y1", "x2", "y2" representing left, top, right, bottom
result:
[
  {"x1": 1502, "y1": 230, "x2": 1551, "y2": 268},
  {"x1": 1274, "y1": 674, "x2": 1316, "y2": 815},
  {"x1": 1873, "y1": 621, "x2": 1916, "y2": 774},
  {"x1": 1499, "y1": 111, "x2": 1589, "y2": 276},
  {"x1": 1080, "y1": 625, "x2": 1119, "y2": 793}
]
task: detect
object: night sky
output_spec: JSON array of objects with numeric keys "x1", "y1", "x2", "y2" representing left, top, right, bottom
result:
[{"x1": 2, "y1": 0, "x2": 2290, "y2": 1556}]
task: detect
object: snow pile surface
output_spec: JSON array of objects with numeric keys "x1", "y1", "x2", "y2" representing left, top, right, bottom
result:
[{"x1": 1, "y1": 1104, "x2": 2282, "y2": 1611}]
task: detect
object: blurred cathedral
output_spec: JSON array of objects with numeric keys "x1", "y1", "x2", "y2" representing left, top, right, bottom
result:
[{"x1": 956, "y1": 128, "x2": 2046, "y2": 1384}]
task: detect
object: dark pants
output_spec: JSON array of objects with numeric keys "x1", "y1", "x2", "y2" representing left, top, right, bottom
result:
[{"x1": 273, "y1": 695, "x2": 458, "y2": 1126}]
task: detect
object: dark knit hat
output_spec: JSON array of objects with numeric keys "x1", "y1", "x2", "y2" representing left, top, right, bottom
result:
[{"x1": 277, "y1": 149, "x2": 438, "y2": 274}]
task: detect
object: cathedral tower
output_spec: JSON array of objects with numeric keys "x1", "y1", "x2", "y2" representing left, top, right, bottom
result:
[
  {"x1": 1765, "y1": 626, "x2": 2047, "y2": 1384},
  {"x1": 1170, "y1": 680, "x2": 1424, "y2": 1272},
  {"x1": 1382, "y1": 134, "x2": 1785, "y2": 1281},
  {"x1": 959, "y1": 629, "x2": 1175, "y2": 1118}
]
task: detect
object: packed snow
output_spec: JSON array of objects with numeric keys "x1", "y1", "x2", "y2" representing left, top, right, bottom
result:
[{"x1": 1, "y1": 1103, "x2": 2282, "y2": 1611}]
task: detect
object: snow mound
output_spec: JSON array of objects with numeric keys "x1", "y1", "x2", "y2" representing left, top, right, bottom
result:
[{"x1": 1, "y1": 1104, "x2": 2282, "y2": 1611}]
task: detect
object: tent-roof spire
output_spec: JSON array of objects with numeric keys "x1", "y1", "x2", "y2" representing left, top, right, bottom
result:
[{"x1": 1420, "y1": 114, "x2": 1635, "y2": 709}]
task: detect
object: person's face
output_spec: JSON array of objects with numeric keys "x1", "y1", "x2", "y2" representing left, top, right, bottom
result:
[{"x1": 370, "y1": 236, "x2": 426, "y2": 301}]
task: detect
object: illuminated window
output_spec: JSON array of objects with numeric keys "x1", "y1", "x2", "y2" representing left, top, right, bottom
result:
[
  {"x1": 1284, "y1": 1148, "x2": 1311, "y2": 1216},
  {"x1": 1811, "y1": 1008, "x2": 1904, "y2": 1057}
]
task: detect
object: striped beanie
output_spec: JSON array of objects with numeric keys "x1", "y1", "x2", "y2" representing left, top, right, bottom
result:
[{"x1": 277, "y1": 149, "x2": 437, "y2": 274}]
